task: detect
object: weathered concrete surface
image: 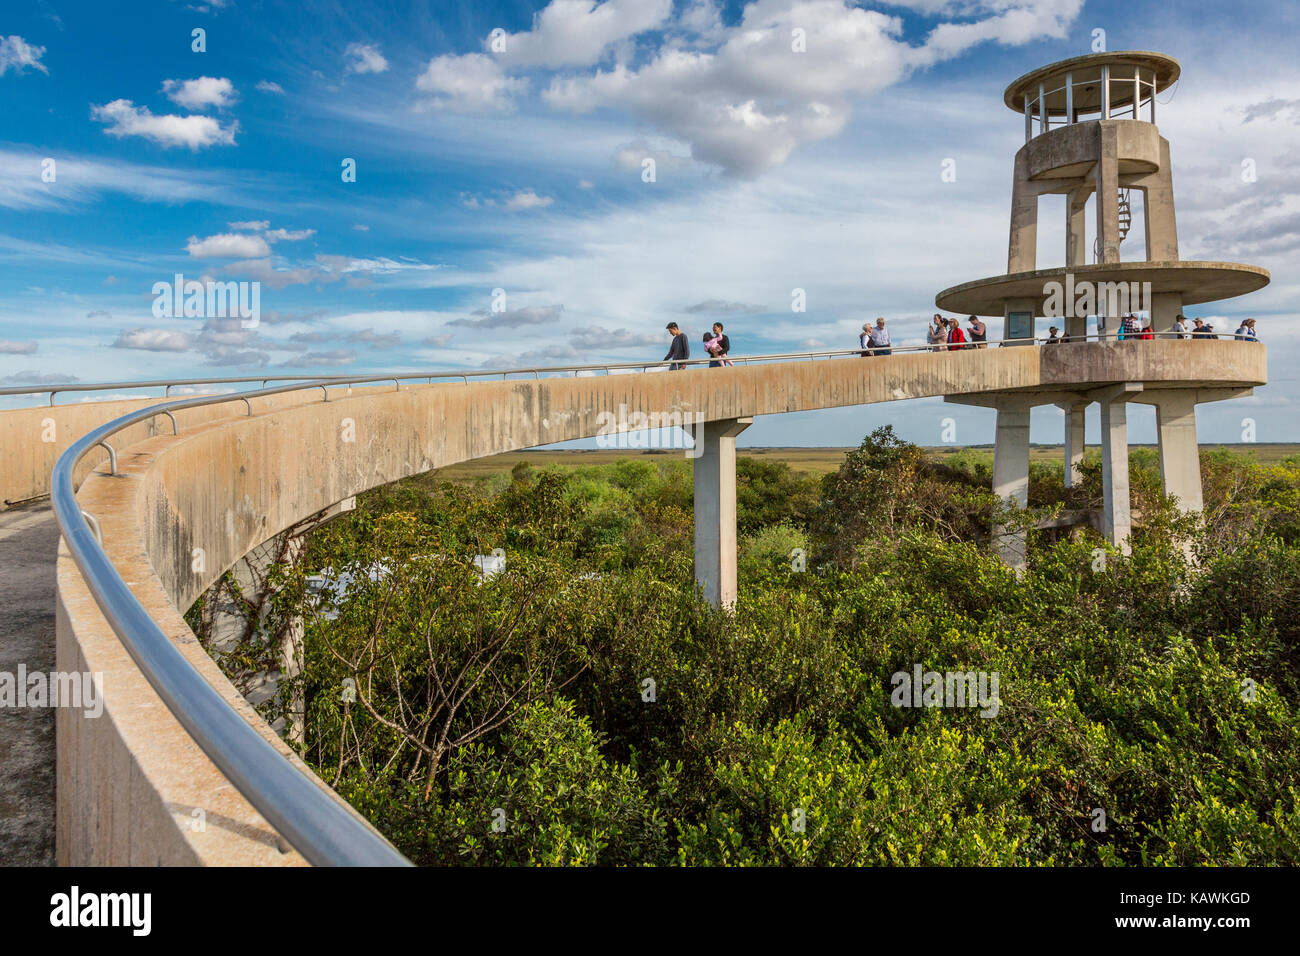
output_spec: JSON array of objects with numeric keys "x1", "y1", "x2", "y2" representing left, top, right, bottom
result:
[
  {"x1": 50, "y1": 342, "x2": 1266, "y2": 865},
  {"x1": 936, "y1": 261, "x2": 1270, "y2": 316},
  {"x1": 0, "y1": 503, "x2": 58, "y2": 866}
]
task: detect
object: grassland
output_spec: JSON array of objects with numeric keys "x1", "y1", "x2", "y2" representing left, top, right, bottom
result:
[{"x1": 429, "y1": 443, "x2": 1300, "y2": 481}]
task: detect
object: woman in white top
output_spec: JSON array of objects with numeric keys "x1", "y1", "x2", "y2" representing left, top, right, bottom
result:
[{"x1": 927, "y1": 314, "x2": 948, "y2": 351}]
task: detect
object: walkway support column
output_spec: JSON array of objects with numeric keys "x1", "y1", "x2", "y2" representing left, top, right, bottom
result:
[
  {"x1": 1148, "y1": 391, "x2": 1203, "y2": 513},
  {"x1": 693, "y1": 417, "x2": 752, "y2": 608},
  {"x1": 1059, "y1": 400, "x2": 1087, "y2": 489},
  {"x1": 1095, "y1": 383, "x2": 1143, "y2": 553},
  {"x1": 991, "y1": 397, "x2": 1033, "y2": 569},
  {"x1": 1132, "y1": 387, "x2": 1252, "y2": 514}
]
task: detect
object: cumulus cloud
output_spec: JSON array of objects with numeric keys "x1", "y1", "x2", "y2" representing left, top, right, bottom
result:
[
  {"x1": 91, "y1": 99, "x2": 238, "y2": 149},
  {"x1": 416, "y1": 53, "x2": 527, "y2": 112},
  {"x1": 162, "y1": 76, "x2": 236, "y2": 110},
  {"x1": 449, "y1": 304, "x2": 564, "y2": 328},
  {"x1": 112, "y1": 328, "x2": 194, "y2": 351},
  {"x1": 0, "y1": 338, "x2": 38, "y2": 354},
  {"x1": 492, "y1": 0, "x2": 674, "y2": 69},
  {"x1": 228, "y1": 220, "x2": 269, "y2": 231},
  {"x1": 344, "y1": 42, "x2": 389, "y2": 75},
  {"x1": 408, "y1": 0, "x2": 1081, "y2": 177},
  {"x1": 0, "y1": 35, "x2": 48, "y2": 76},
  {"x1": 186, "y1": 232, "x2": 272, "y2": 258},
  {"x1": 503, "y1": 189, "x2": 554, "y2": 211}
]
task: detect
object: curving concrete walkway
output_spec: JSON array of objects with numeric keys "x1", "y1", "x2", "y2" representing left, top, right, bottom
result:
[
  {"x1": 0, "y1": 341, "x2": 1266, "y2": 865},
  {"x1": 0, "y1": 502, "x2": 58, "y2": 865}
]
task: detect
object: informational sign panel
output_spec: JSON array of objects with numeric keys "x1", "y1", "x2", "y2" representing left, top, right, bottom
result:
[{"x1": 1007, "y1": 311, "x2": 1033, "y2": 344}]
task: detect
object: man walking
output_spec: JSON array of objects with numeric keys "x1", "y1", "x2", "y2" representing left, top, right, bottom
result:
[{"x1": 664, "y1": 322, "x2": 690, "y2": 370}]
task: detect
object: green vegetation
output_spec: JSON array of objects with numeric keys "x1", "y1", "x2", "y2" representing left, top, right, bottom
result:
[{"x1": 190, "y1": 432, "x2": 1300, "y2": 866}]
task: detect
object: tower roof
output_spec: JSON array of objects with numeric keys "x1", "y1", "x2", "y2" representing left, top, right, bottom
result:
[{"x1": 1004, "y1": 51, "x2": 1180, "y2": 115}]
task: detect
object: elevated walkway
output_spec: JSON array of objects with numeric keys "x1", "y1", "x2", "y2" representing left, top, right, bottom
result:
[{"x1": 0, "y1": 339, "x2": 1267, "y2": 865}]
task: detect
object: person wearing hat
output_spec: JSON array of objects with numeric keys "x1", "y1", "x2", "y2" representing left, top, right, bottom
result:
[{"x1": 1044, "y1": 326, "x2": 1061, "y2": 344}]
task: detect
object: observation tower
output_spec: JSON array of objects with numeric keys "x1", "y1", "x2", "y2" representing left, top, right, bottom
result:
[
  {"x1": 937, "y1": 50, "x2": 1268, "y2": 336},
  {"x1": 936, "y1": 51, "x2": 1270, "y2": 563}
]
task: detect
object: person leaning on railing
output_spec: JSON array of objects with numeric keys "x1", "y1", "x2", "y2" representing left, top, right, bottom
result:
[{"x1": 1235, "y1": 318, "x2": 1260, "y2": 342}]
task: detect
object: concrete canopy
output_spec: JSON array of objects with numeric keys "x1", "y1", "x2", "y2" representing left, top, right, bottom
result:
[
  {"x1": 1004, "y1": 51, "x2": 1181, "y2": 115},
  {"x1": 935, "y1": 261, "x2": 1270, "y2": 317}
]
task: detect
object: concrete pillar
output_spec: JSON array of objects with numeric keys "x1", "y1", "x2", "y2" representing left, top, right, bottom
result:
[
  {"x1": 1142, "y1": 139, "x2": 1179, "y2": 261},
  {"x1": 1095, "y1": 124, "x2": 1122, "y2": 264},
  {"x1": 1066, "y1": 186, "x2": 1090, "y2": 268},
  {"x1": 1149, "y1": 392, "x2": 1204, "y2": 513},
  {"x1": 1060, "y1": 401, "x2": 1086, "y2": 488},
  {"x1": 1097, "y1": 385, "x2": 1141, "y2": 553},
  {"x1": 1003, "y1": 296, "x2": 1038, "y2": 346},
  {"x1": 1151, "y1": 292, "x2": 1183, "y2": 335},
  {"x1": 992, "y1": 399, "x2": 1032, "y2": 569},
  {"x1": 1007, "y1": 152, "x2": 1039, "y2": 273},
  {"x1": 693, "y1": 417, "x2": 752, "y2": 607}
]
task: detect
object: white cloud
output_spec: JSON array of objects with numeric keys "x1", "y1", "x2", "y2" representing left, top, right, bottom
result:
[
  {"x1": 186, "y1": 232, "x2": 272, "y2": 258},
  {"x1": 344, "y1": 42, "x2": 389, "y2": 75},
  {"x1": 403, "y1": 0, "x2": 1084, "y2": 177},
  {"x1": 503, "y1": 189, "x2": 554, "y2": 211},
  {"x1": 112, "y1": 328, "x2": 194, "y2": 351},
  {"x1": 228, "y1": 220, "x2": 269, "y2": 231},
  {"x1": 266, "y1": 227, "x2": 316, "y2": 241},
  {"x1": 0, "y1": 339, "x2": 37, "y2": 354},
  {"x1": 162, "y1": 76, "x2": 236, "y2": 111},
  {"x1": 0, "y1": 35, "x2": 48, "y2": 76},
  {"x1": 416, "y1": 53, "x2": 527, "y2": 112},
  {"x1": 353, "y1": 223, "x2": 370, "y2": 231},
  {"x1": 91, "y1": 99, "x2": 238, "y2": 150},
  {"x1": 255, "y1": 79, "x2": 285, "y2": 94},
  {"x1": 493, "y1": 0, "x2": 674, "y2": 69}
]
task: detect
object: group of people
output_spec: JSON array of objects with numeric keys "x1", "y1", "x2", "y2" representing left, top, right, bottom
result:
[
  {"x1": 858, "y1": 313, "x2": 989, "y2": 356},
  {"x1": 663, "y1": 321, "x2": 732, "y2": 370},
  {"x1": 662, "y1": 311, "x2": 1262, "y2": 369}
]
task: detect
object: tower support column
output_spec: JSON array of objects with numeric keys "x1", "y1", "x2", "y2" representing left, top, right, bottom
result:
[
  {"x1": 1059, "y1": 401, "x2": 1087, "y2": 488},
  {"x1": 1096, "y1": 383, "x2": 1143, "y2": 553},
  {"x1": 1134, "y1": 391, "x2": 1204, "y2": 514},
  {"x1": 991, "y1": 397, "x2": 1033, "y2": 569},
  {"x1": 693, "y1": 417, "x2": 752, "y2": 608}
]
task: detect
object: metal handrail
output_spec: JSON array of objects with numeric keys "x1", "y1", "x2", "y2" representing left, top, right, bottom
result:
[
  {"x1": 52, "y1": 380, "x2": 412, "y2": 867},
  {"x1": 44, "y1": 330, "x2": 1253, "y2": 866},
  {"x1": 3, "y1": 329, "x2": 1247, "y2": 401}
]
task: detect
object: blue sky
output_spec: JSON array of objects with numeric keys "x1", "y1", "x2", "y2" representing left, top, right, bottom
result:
[{"x1": 1, "y1": 0, "x2": 1296, "y2": 447}]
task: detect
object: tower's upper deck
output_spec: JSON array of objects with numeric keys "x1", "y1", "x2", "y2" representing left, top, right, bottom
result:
[{"x1": 1005, "y1": 51, "x2": 1180, "y2": 143}]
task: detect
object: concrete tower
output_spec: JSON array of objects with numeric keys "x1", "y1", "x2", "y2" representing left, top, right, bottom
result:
[{"x1": 936, "y1": 51, "x2": 1270, "y2": 561}]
